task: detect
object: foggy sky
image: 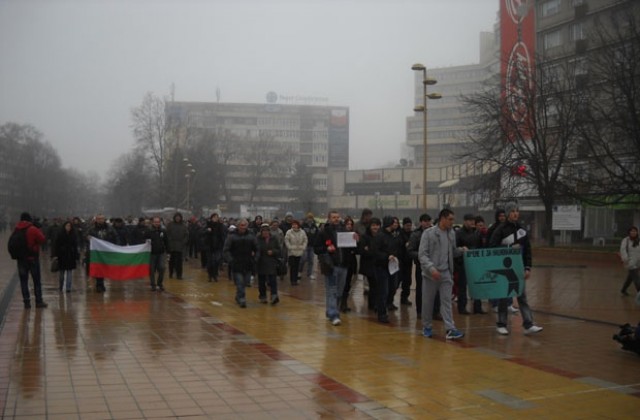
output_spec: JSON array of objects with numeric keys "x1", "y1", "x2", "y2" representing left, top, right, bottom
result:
[{"x1": 0, "y1": 0, "x2": 498, "y2": 179}]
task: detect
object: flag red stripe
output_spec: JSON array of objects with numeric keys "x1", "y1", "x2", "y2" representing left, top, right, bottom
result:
[{"x1": 89, "y1": 263, "x2": 149, "y2": 281}]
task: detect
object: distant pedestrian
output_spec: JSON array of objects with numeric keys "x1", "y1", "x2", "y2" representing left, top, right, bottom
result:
[
  {"x1": 11, "y1": 212, "x2": 47, "y2": 309},
  {"x1": 166, "y1": 212, "x2": 188, "y2": 279},
  {"x1": 620, "y1": 226, "x2": 640, "y2": 296},
  {"x1": 284, "y1": 219, "x2": 307, "y2": 285},
  {"x1": 256, "y1": 224, "x2": 281, "y2": 305},
  {"x1": 53, "y1": 221, "x2": 79, "y2": 293},
  {"x1": 145, "y1": 216, "x2": 168, "y2": 291},
  {"x1": 223, "y1": 219, "x2": 258, "y2": 308},
  {"x1": 87, "y1": 214, "x2": 117, "y2": 293}
]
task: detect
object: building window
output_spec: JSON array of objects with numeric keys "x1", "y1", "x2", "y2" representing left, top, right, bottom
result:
[
  {"x1": 543, "y1": 29, "x2": 562, "y2": 50},
  {"x1": 569, "y1": 22, "x2": 585, "y2": 41},
  {"x1": 541, "y1": 0, "x2": 561, "y2": 17},
  {"x1": 572, "y1": 57, "x2": 588, "y2": 76}
]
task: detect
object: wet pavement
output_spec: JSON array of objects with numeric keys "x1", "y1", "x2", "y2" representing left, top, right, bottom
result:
[{"x1": 0, "y1": 237, "x2": 639, "y2": 419}]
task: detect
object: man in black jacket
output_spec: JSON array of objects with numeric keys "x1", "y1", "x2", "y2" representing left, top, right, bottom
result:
[
  {"x1": 223, "y1": 219, "x2": 258, "y2": 308},
  {"x1": 146, "y1": 216, "x2": 168, "y2": 291},
  {"x1": 489, "y1": 202, "x2": 542, "y2": 335},
  {"x1": 455, "y1": 214, "x2": 485, "y2": 314},
  {"x1": 205, "y1": 213, "x2": 225, "y2": 282}
]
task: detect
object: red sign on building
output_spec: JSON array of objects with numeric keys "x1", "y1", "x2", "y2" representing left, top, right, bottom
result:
[{"x1": 501, "y1": 0, "x2": 535, "y2": 140}]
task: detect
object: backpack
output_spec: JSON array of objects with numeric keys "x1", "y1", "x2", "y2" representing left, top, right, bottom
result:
[{"x1": 7, "y1": 227, "x2": 30, "y2": 260}]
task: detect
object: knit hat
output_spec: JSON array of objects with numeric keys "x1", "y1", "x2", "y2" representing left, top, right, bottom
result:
[
  {"x1": 20, "y1": 212, "x2": 32, "y2": 222},
  {"x1": 504, "y1": 202, "x2": 519, "y2": 215},
  {"x1": 402, "y1": 217, "x2": 412, "y2": 226},
  {"x1": 463, "y1": 213, "x2": 475, "y2": 221}
]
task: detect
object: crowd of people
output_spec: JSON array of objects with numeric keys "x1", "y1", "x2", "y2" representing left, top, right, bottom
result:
[{"x1": 10, "y1": 203, "x2": 549, "y2": 340}]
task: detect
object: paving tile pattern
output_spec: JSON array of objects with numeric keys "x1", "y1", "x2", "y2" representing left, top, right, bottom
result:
[{"x1": 0, "y1": 240, "x2": 639, "y2": 419}]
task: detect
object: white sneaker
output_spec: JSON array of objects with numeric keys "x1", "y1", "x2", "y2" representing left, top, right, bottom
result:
[
  {"x1": 524, "y1": 325, "x2": 543, "y2": 335},
  {"x1": 309, "y1": 274, "x2": 316, "y2": 280},
  {"x1": 508, "y1": 305, "x2": 519, "y2": 314},
  {"x1": 331, "y1": 318, "x2": 341, "y2": 326},
  {"x1": 492, "y1": 306, "x2": 498, "y2": 313},
  {"x1": 496, "y1": 327, "x2": 509, "y2": 335}
]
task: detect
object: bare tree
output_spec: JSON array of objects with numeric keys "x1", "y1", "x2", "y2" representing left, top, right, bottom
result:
[
  {"x1": 104, "y1": 151, "x2": 152, "y2": 216},
  {"x1": 461, "y1": 59, "x2": 586, "y2": 245},
  {"x1": 243, "y1": 134, "x2": 289, "y2": 206},
  {"x1": 576, "y1": 9, "x2": 640, "y2": 204},
  {"x1": 131, "y1": 92, "x2": 179, "y2": 205},
  {"x1": 0, "y1": 123, "x2": 69, "y2": 217},
  {"x1": 289, "y1": 162, "x2": 316, "y2": 213}
]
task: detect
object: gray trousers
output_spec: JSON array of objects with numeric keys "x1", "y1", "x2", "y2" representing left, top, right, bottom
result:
[{"x1": 421, "y1": 269, "x2": 456, "y2": 331}]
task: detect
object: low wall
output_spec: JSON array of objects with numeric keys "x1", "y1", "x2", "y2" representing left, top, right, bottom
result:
[{"x1": 533, "y1": 247, "x2": 620, "y2": 264}]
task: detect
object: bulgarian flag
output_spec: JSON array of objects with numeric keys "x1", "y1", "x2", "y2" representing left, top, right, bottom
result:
[{"x1": 89, "y1": 237, "x2": 150, "y2": 280}]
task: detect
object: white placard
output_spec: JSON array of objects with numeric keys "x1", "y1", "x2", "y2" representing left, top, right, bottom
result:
[{"x1": 336, "y1": 232, "x2": 357, "y2": 248}]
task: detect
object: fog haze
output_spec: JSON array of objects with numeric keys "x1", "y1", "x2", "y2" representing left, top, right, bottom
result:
[{"x1": 0, "y1": 0, "x2": 498, "y2": 178}]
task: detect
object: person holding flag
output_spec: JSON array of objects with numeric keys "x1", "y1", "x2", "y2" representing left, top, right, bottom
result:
[
  {"x1": 87, "y1": 214, "x2": 117, "y2": 293},
  {"x1": 146, "y1": 216, "x2": 168, "y2": 291}
]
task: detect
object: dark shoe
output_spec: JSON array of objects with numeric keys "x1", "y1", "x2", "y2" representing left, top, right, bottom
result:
[
  {"x1": 459, "y1": 310, "x2": 471, "y2": 315},
  {"x1": 621, "y1": 290, "x2": 630, "y2": 296},
  {"x1": 270, "y1": 296, "x2": 279, "y2": 305},
  {"x1": 387, "y1": 303, "x2": 398, "y2": 311},
  {"x1": 259, "y1": 296, "x2": 268, "y2": 304},
  {"x1": 239, "y1": 301, "x2": 247, "y2": 308},
  {"x1": 474, "y1": 310, "x2": 488, "y2": 314},
  {"x1": 35, "y1": 302, "x2": 48, "y2": 309},
  {"x1": 378, "y1": 316, "x2": 390, "y2": 324},
  {"x1": 151, "y1": 287, "x2": 157, "y2": 291},
  {"x1": 158, "y1": 286, "x2": 164, "y2": 292},
  {"x1": 24, "y1": 302, "x2": 31, "y2": 309},
  {"x1": 401, "y1": 299, "x2": 412, "y2": 306}
]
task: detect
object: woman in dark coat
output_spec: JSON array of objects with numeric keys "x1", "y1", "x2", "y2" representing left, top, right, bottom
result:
[
  {"x1": 256, "y1": 224, "x2": 281, "y2": 305},
  {"x1": 54, "y1": 221, "x2": 79, "y2": 292}
]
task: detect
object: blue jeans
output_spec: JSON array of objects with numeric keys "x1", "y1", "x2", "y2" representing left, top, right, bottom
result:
[
  {"x1": 59, "y1": 270, "x2": 73, "y2": 291},
  {"x1": 234, "y1": 271, "x2": 251, "y2": 304},
  {"x1": 18, "y1": 258, "x2": 43, "y2": 304},
  {"x1": 207, "y1": 250, "x2": 222, "y2": 280},
  {"x1": 150, "y1": 253, "x2": 165, "y2": 288},
  {"x1": 324, "y1": 266, "x2": 347, "y2": 320},
  {"x1": 299, "y1": 246, "x2": 315, "y2": 277}
]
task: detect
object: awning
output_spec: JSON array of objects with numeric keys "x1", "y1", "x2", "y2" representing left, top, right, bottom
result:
[{"x1": 438, "y1": 179, "x2": 460, "y2": 189}]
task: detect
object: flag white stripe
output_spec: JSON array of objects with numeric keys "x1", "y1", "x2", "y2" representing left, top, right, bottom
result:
[{"x1": 90, "y1": 237, "x2": 151, "y2": 254}]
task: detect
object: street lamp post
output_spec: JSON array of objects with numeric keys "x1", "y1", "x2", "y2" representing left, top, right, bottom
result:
[
  {"x1": 411, "y1": 63, "x2": 442, "y2": 210},
  {"x1": 183, "y1": 158, "x2": 196, "y2": 211}
]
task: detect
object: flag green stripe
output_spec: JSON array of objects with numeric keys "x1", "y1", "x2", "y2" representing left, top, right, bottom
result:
[{"x1": 90, "y1": 250, "x2": 150, "y2": 266}]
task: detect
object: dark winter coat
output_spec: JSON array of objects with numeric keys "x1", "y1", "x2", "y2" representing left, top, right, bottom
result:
[
  {"x1": 223, "y1": 231, "x2": 258, "y2": 274},
  {"x1": 54, "y1": 228, "x2": 79, "y2": 271},
  {"x1": 145, "y1": 226, "x2": 169, "y2": 255},
  {"x1": 489, "y1": 220, "x2": 532, "y2": 269},
  {"x1": 205, "y1": 221, "x2": 225, "y2": 252},
  {"x1": 256, "y1": 235, "x2": 281, "y2": 275},
  {"x1": 166, "y1": 219, "x2": 188, "y2": 252}
]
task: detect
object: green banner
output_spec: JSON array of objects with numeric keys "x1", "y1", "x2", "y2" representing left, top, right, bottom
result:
[{"x1": 464, "y1": 247, "x2": 524, "y2": 299}]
